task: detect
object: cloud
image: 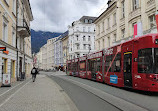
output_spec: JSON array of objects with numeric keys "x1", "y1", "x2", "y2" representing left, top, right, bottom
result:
[{"x1": 30, "y1": 0, "x2": 108, "y2": 33}]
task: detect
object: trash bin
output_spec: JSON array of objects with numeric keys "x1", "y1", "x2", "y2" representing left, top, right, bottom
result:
[{"x1": 20, "y1": 72, "x2": 25, "y2": 81}]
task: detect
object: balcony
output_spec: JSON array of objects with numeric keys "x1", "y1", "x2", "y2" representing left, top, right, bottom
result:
[
  {"x1": 17, "y1": 18, "x2": 31, "y2": 38},
  {"x1": 129, "y1": 7, "x2": 141, "y2": 22}
]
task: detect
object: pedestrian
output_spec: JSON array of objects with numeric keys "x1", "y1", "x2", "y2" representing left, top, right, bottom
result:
[{"x1": 31, "y1": 67, "x2": 38, "y2": 82}]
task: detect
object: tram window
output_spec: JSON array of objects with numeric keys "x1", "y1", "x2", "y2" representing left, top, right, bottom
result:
[
  {"x1": 80, "y1": 61, "x2": 86, "y2": 71},
  {"x1": 96, "y1": 58, "x2": 101, "y2": 71},
  {"x1": 73, "y1": 63, "x2": 77, "y2": 71},
  {"x1": 105, "y1": 55, "x2": 113, "y2": 72},
  {"x1": 154, "y1": 48, "x2": 158, "y2": 73},
  {"x1": 114, "y1": 54, "x2": 121, "y2": 72},
  {"x1": 138, "y1": 48, "x2": 153, "y2": 73},
  {"x1": 88, "y1": 59, "x2": 95, "y2": 71},
  {"x1": 68, "y1": 63, "x2": 71, "y2": 71}
]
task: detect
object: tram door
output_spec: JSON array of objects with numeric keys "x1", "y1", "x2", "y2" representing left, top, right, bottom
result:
[{"x1": 123, "y1": 52, "x2": 133, "y2": 87}]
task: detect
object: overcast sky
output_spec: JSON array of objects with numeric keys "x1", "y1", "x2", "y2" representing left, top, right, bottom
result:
[{"x1": 30, "y1": 0, "x2": 108, "y2": 33}]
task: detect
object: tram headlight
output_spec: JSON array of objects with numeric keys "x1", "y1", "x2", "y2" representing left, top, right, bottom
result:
[{"x1": 155, "y1": 39, "x2": 158, "y2": 44}]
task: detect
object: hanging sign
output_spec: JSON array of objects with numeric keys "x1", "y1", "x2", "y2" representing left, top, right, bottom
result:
[{"x1": 156, "y1": 12, "x2": 158, "y2": 32}]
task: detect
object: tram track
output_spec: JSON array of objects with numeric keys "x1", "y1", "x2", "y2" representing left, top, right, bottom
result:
[{"x1": 48, "y1": 75, "x2": 149, "y2": 111}]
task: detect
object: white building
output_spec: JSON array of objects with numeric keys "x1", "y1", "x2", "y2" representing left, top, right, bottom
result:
[
  {"x1": 54, "y1": 36, "x2": 63, "y2": 67},
  {"x1": 68, "y1": 16, "x2": 97, "y2": 60},
  {"x1": 37, "y1": 36, "x2": 59, "y2": 70}
]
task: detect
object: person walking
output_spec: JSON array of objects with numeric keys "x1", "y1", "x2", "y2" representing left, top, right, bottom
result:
[{"x1": 31, "y1": 67, "x2": 38, "y2": 82}]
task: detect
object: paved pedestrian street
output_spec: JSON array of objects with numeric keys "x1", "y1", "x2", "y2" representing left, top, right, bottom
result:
[{"x1": 0, "y1": 75, "x2": 78, "y2": 111}]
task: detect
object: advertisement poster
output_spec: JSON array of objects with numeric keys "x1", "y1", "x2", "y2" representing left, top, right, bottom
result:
[{"x1": 2, "y1": 74, "x2": 11, "y2": 86}]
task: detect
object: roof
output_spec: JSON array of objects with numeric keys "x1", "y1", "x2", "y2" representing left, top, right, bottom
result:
[
  {"x1": 94, "y1": 1, "x2": 116, "y2": 23},
  {"x1": 55, "y1": 31, "x2": 69, "y2": 42},
  {"x1": 79, "y1": 16, "x2": 97, "y2": 23}
]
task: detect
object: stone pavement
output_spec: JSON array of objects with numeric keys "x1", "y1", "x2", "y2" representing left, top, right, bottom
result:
[{"x1": 0, "y1": 75, "x2": 78, "y2": 111}]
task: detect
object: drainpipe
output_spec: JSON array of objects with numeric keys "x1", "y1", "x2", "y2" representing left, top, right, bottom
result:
[{"x1": 16, "y1": 0, "x2": 19, "y2": 81}]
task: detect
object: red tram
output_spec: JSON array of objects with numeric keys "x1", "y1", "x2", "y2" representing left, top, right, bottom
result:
[
  {"x1": 79, "y1": 56, "x2": 87, "y2": 78},
  {"x1": 66, "y1": 60, "x2": 72, "y2": 76},
  {"x1": 72, "y1": 58, "x2": 79, "y2": 77},
  {"x1": 67, "y1": 34, "x2": 158, "y2": 92}
]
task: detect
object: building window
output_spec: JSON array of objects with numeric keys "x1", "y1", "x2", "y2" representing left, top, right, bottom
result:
[
  {"x1": 102, "y1": 39, "x2": 104, "y2": 48},
  {"x1": 76, "y1": 35, "x2": 79, "y2": 41},
  {"x1": 88, "y1": 36, "x2": 90, "y2": 41},
  {"x1": 12, "y1": 27, "x2": 16, "y2": 47},
  {"x1": 83, "y1": 44, "x2": 86, "y2": 49},
  {"x1": 113, "y1": 13, "x2": 116, "y2": 25},
  {"x1": 76, "y1": 27, "x2": 79, "y2": 31},
  {"x1": 149, "y1": 14, "x2": 156, "y2": 28},
  {"x1": 114, "y1": 34, "x2": 116, "y2": 42},
  {"x1": 89, "y1": 19, "x2": 93, "y2": 23},
  {"x1": 2, "y1": 58, "x2": 7, "y2": 74},
  {"x1": 122, "y1": 0, "x2": 125, "y2": 18},
  {"x1": 77, "y1": 44, "x2": 80, "y2": 50},
  {"x1": 88, "y1": 27, "x2": 91, "y2": 32},
  {"x1": 107, "y1": 18, "x2": 110, "y2": 28},
  {"x1": 122, "y1": 29, "x2": 125, "y2": 38},
  {"x1": 83, "y1": 27, "x2": 86, "y2": 32},
  {"x1": 108, "y1": 37, "x2": 110, "y2": 47},
  {"x1": 133, "y1": 0, "x2": 139, "y2": 10},
  {"x1": 98, "y1": 41, "x2": 100, "y2": 50},
  {"x1": 85, "y1": 19, "x2": 88, "y2": 23},
  {"x1": 98, "y1": 25, "x2": 100, "y2": 34},
  {"x1": 83, "y1": 36, "x2": 86, "y2": 41},
  {"x1": 12, "y1": 0, "x2": 16, "y2": 15},
  {"x1": 102, "y1": 21, "x2": 104, "y2": 32},
  {"x1": 3, "y1": 21, "x2": 8, "y2": 43},
  {"x1": 77, "y1": 54, "x2": 80, "y2": 58}
]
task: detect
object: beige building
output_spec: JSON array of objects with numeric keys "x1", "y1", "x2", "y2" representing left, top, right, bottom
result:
[
  {"x1": 0, "y1": 0, "x2": 33, "y2": 86},
  {"x1": 61, "y1": 31, "x2": 69, "y2": 70},
  {"x1": 17, "y1": 0, "x2": 33, "y2": 79},
  {"x1": 95, "y1": 0, "x2": 158, "y2": 51}
]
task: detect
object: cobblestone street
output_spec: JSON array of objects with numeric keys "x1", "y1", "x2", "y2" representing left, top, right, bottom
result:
[{"x1": 0, "y1": 75, "x2": 78, "y2": 111}]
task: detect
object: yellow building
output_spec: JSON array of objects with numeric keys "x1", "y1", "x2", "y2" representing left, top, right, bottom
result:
[
  {"x1": 0, "y1": 0, "x2": 17, "y2": 85},
  {"x1": 61, "y1": 31, "x2": 69, "y2": 71},
  {"x1": 94, "y1": 0, "x2": 158, "y2": 51},
  {"x1": 0, "y1": 0, "x2": 33, "y2": 86}
]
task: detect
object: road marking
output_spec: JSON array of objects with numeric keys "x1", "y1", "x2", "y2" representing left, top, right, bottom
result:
[
  {"x1": 0, "y1": 81, "x2": 26, "y2": 97},
  {"x1": 0, "y1": 79, "x2": 31, "y2": 108},
  {"x1": 55, "y1": 76, "x2": 148, "y2": 111}
]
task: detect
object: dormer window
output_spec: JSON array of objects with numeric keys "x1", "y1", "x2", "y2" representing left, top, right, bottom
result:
[
  {"x1": 84, "y1": 19, "x2": 88, "y2": 23},
  {"x1": 89, "y1": 19, "x2": 93, "y2": 23}
]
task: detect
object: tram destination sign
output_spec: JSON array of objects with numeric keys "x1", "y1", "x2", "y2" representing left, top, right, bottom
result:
[
  {"x1": 88, "y1": 52, "x2": 103, "y2": 59},
  {"x1": 0, "y1": 47, "x2": 6, "y2": 51}
]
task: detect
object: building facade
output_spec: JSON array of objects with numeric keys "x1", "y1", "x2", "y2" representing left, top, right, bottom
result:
[
  {"x1": 95, "y1": 0, "x2": 158, "y2": 51},
  {"x1": 0, "y1": 0, "x2": 33, "y2": 86},
  {"x1": 54, "y1": 36, "x2": 63, "y2": 67},
  {"x1": 17, "y1": 0, "x2": 33, "y2": 79},
  {"x1": 61, "y1": 31, "x2": 69, "y2": 70},
  {"x1": 68, "y1": 16, "x2": 97, "y2": 60}
]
